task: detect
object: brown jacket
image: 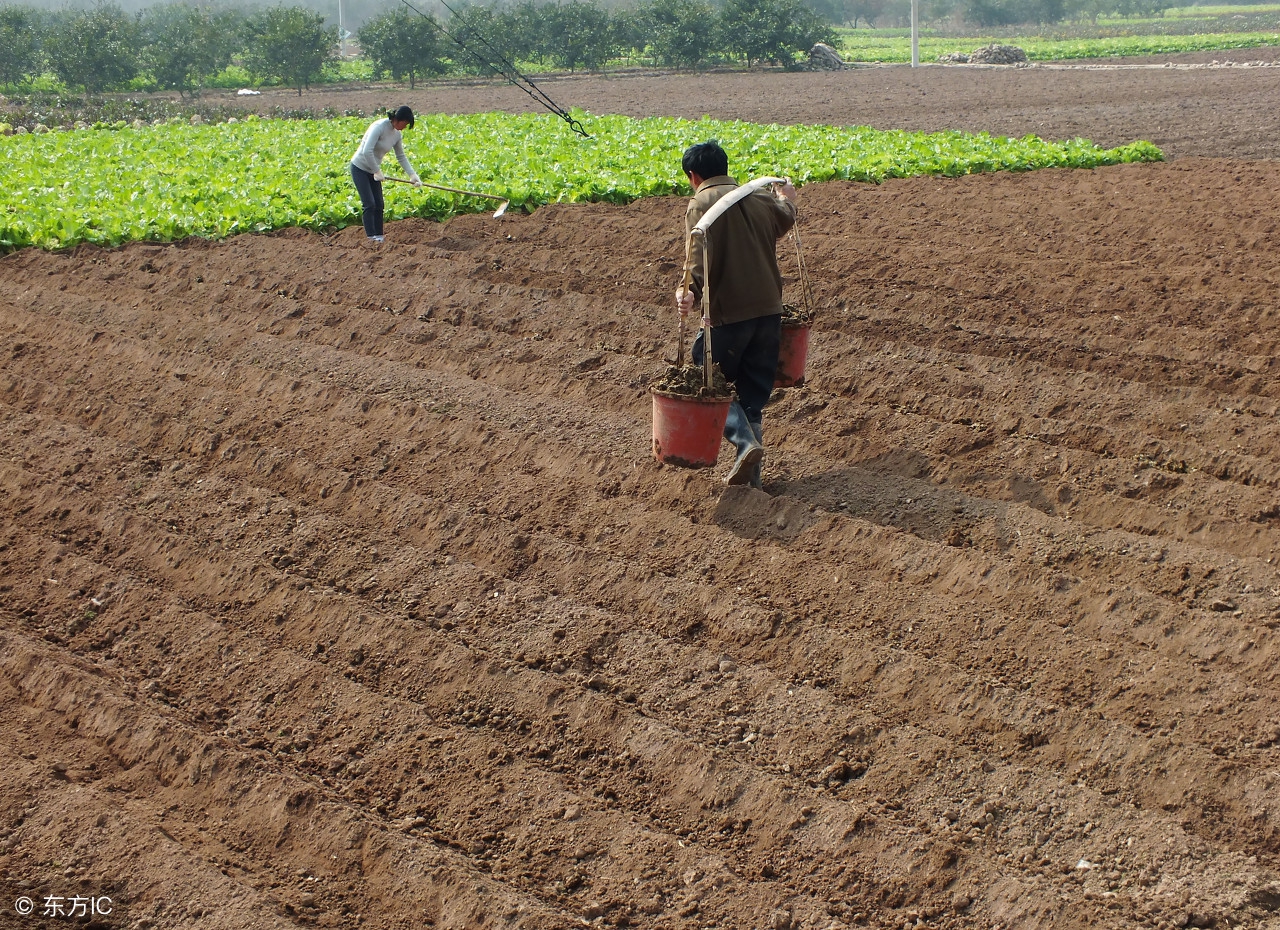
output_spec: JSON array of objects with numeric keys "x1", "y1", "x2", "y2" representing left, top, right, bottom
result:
[{"x1": 683, "y1": 175, "x2": 797, "y2": 327}]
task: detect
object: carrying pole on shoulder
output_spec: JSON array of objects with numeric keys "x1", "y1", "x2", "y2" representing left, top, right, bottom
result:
[{"x1": 686, "y1": 176, "x2": 788, "y2": 390}]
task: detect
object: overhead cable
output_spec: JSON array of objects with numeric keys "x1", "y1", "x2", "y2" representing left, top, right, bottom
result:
[{"x1": 397, "y1": 0, "x2": 589, "y2": 137}]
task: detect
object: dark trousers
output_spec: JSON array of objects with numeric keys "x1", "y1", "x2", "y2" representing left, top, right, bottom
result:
[
  {"x1": 350, "y1": 165, "x2": 384, "y2": 237},
  {"x1": 692, "y1": 313, "x2": 782, "y2": 425}
]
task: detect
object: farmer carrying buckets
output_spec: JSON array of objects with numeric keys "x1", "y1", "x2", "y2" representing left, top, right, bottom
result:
[{"x1": 672, "y1": 141, "x2": 798, "y2": 490}]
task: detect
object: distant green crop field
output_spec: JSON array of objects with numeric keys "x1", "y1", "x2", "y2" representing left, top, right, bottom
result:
[
  {"x1": 835, "y1": 27, "x2": 1279, "y2": 60},
  {"x1": 0, "y1": 112, "x2": 1161, "y2": 252},
  {"x1": 1146, "y1": 2, "x2": 1280, "y2": 17}
]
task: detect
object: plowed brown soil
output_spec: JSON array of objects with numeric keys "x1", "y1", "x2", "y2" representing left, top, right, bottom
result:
[{"x1": 4, "y1": 54, "x2": 1280, "y2": 930}]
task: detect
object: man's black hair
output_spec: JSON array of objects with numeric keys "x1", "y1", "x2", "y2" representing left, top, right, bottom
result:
[{"x1": 682, "y1": 140, "x2": 728, "y2": 180}]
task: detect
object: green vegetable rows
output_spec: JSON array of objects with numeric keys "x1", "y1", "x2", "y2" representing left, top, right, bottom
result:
[
  {"x1": 835, "y1": 29, "x2": 1280, "y2": 62},
  {"x1": 0, "y1": 112, "x2": 1162, "y2": 251}
]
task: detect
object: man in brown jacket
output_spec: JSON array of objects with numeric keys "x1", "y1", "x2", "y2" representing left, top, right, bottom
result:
[{"x1": 676, "y1": 140, "x2": 797, "y2": 488}]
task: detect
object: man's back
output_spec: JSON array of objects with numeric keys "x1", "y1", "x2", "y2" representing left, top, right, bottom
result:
[{"x1": 685, "y1": 175, "x2": 797, "y2": 326}]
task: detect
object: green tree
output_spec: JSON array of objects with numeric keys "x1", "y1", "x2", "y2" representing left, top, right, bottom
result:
[
  {"x1": 358, "y1": 8, "x2": 445, "y2": 87},
  {"x1": 635, "y1": 0, "x2": 717, "y2": 67},
  {"x1": 498, "y1": 0, "x2": 552, "y2": 64},
  {"x1": 141, "y1": 4, "x2": 242, "y2": 98},
  {"x1": 719, "y1": 0, "x2": 836, "y2": 67},
  {"x1": 0, "y1": 5, "x2": 42, "y2": 86},
  {"x1": 444, "y1": 4, "x2": 505, "y2": 75},
  {"x1": 962, "y1": 0, "x2": 1064, "y2": 24},
  {"x1": 844, "y1": 0, "x2": 888, "y2": 27},
  {"x1": 245, "y1": 5, "x2": 336, "y2": 95},
  {"x1": 543, "y1": 0, "x2": 614, "y2": 71},
  {"x1": 917, "y1": 0, "x2": 961, "y2": 24},
  {"x1": 809, "y1": 0, "x2": 887, "y2": 26},
  {"x1": 606, "y1": 6, "x2": 647, "y2": 64},
  {"x1": 45, "y1": 2, "x2": 140, "y2": 94}
]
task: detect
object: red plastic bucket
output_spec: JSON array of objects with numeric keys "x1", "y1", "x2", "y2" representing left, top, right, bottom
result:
[
  {"x1": 775, "y1": 323, "x2": 810, "y2": 388},
  {"x1": 651, "y1": 389, "x2": 731, "y2": 468}
]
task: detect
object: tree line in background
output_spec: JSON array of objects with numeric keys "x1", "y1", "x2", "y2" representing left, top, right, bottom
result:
[
  {"x1": 364, "y1": 0, "x2": 837, "y2": 80},
  {"x1": 0, "y1": 2, "x2": 339, "y2": 94},
  {"x1": 0, "y1": 0, "x2": 836, "y2": 93},
  {"x1": 0, "y1": 0, "x2": 1186, "y2": 97}
]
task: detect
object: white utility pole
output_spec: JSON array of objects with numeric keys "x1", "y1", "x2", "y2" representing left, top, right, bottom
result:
[
  {"x1": 338, "y1": 0, "x2": 345, "y2": 58},
  {"x1": 911, "y1": 0, "x2": 919, "y2": 66}
]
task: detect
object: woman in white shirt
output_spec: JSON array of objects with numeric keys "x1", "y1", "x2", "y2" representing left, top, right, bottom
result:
[{"x1": 349, "y1": 105, "x2": 423, "y2": 242}]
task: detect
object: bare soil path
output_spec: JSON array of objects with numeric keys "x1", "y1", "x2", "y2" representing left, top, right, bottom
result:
[{"x1": 2, "y1": 51, "x2": 1280, "y2": 930}]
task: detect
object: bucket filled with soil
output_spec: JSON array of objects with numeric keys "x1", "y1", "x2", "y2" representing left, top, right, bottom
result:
[
  {"x1": 776, "y1": 219, "x2": 817, "y2": 388},
  {"x1": 650, "y1": 198, "x2": 757, "y2": 469},
  {"x1": 776, "y1": 303, "x2": 813, "y2": 388},
  {"x1": 651, "y1": 363, "x2": 731, "y2": 468}
]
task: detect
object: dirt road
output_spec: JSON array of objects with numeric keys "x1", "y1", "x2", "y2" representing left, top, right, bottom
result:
[{"x1": 2, "y1": 52, "x2": 1280, "y2": 930}]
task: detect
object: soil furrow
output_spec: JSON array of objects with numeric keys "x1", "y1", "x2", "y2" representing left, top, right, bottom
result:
[{"x1": 5, "y1": 391, "x2": 1274, "y2": 880}]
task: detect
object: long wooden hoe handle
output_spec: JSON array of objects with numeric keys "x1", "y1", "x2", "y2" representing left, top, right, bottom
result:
[
  {"x1": 383, "y1": 175, "x2": 501, "y2": 201},
  {"x1": 384, "y1": 176, "x2": 510, "y2": 217}
]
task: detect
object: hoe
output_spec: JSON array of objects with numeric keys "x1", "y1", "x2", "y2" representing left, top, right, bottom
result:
[{"x1": 385, "y1": 175, "x2": 509, "y2": 218}]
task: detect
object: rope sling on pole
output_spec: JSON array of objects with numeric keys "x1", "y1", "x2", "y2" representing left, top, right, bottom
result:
[
  {"x1": 397, "y1": 0, "x2": 589, "y2": 138},
  {"x1": 791, "y1": 218, "x2": 813, "y2": 318}
]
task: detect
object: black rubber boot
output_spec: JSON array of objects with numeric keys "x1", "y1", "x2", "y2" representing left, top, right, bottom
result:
[{"x1": 724, "y1": 401, "x2": 764, "y2": 486}]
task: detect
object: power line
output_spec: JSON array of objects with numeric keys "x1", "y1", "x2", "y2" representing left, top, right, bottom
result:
[{"x1": 397, "y1": 0, "x2": 588, "y2": 138}]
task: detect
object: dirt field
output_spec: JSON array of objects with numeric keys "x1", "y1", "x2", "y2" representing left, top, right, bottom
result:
[{"x1": 3, "y1": 53, "x2": 1280, "y2": 930}]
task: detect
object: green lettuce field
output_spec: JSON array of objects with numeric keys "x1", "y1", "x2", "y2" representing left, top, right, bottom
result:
[
  {"x1": 0, "y1": 111, "x2": 1163, "y2": 251},
  {"x1": 834, "y1": 23, "x2": 1280, "y2": 62}
]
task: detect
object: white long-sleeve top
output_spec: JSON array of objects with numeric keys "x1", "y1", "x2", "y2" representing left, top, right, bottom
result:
[{"x1": 349, "y1": 117, "x2": 419, "y2": 181}]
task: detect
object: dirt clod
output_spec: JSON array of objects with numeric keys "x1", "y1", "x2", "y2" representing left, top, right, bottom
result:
[{"x1": 652, "y1": 363, "x2": 730, "y2": 399}]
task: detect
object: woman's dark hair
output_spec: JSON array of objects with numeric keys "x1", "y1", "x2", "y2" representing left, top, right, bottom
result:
[
  {"x1": 390, "y1": 105, "x2": 414, "y2": 129},
  {"x1": 682, "y1": 140, "x2": 728, "y2": 180}
]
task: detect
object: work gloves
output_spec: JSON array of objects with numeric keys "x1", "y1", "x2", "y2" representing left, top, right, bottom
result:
[{"x1": 372, "y1": 170, "x2": 385, "y2": 182}]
